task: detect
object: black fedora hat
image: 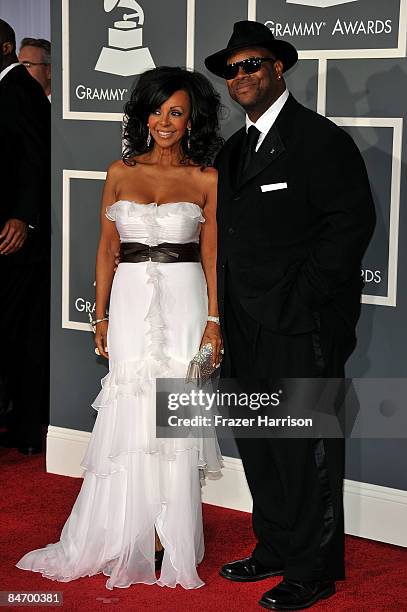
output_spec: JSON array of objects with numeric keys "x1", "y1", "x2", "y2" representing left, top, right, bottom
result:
[{"x1": 205, "y1": 20, "x2": 298, "y2": 78}]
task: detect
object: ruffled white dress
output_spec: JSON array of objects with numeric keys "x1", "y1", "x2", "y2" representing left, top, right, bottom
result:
[{"x1": 17, "y1": 201, "x2": 223, "y2": 590}]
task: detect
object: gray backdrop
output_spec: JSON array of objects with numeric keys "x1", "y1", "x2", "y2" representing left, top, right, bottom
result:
[
  {"x1": 50, "y1": 0, "x2": 407, "y2": 491},
  {"x1": 0, "y1": 0, "x2": 50, "y2": 46}
]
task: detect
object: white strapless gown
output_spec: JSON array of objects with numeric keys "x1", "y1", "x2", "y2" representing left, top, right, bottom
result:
[{"x1": 17, "y1": 201, "x2": 223, "y2": 590}]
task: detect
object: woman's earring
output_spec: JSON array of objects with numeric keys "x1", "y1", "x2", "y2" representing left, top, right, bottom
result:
[
  {"x1": 187, "y1": 127, "x2": 191, "y2": 150},
  {"x1": 146, "y1": 126, "x2": 151, "y2": 147}
]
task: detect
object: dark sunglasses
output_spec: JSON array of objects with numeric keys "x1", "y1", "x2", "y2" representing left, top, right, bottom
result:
[{"x1": 223, "y1": 56, "x2": 275, "y2": 80}]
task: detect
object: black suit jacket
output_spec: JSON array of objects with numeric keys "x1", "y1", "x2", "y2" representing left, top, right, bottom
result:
[
  {"x1": 0, "y1": 64, "x2": 50, "y2": 263},
  {"x1": 216, "y1": 94, "x2": 375, "y2": 340}
]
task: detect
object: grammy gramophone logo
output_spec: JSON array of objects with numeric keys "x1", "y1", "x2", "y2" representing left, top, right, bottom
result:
[
  {"x1": 95, "y1": 0, "x2": 155, "y2": 77},
  {"x1": 286, "y1": 0, "x2": 358, "y2": 6}
]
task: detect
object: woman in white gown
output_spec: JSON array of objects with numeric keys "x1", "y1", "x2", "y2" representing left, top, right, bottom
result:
[{"x1": 17, "y1": 67, "x2": 224, "y2": 590}]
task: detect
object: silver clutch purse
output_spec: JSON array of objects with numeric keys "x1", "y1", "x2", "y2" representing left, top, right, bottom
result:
[{"x1": 185, "y1": 343, "x2": 222, "y2": 387}]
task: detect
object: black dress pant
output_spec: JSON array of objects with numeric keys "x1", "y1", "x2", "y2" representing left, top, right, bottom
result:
[
  {"x1": 0, "y1": 257, "x2": 50, "y2": 448},
  {"x1": 222, "y1": 269, "x2": 345, "y2": 581}
]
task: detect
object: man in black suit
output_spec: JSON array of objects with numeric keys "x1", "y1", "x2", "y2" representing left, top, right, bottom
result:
[
  {"x1": 0, "y1": 19, "x2": 51, "y2": 454},
  {"x1": 205, "y1": 21, "x2": 375, "y2": 610}
]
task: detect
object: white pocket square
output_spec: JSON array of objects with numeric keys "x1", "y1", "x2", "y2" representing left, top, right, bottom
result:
[{"x1": 261, "y1": 182, "x2": 288, "y2": 192}]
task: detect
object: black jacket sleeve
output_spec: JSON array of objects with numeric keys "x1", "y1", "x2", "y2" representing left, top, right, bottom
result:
[
  {"x1": 285, "y1": 126, "x2": 376, "y2": 326},
  {"x1": 0, "y1": 68, "x2": 50, "y2": 229}
]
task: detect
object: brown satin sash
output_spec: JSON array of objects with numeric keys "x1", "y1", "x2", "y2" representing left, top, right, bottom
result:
[{"x1": 120, "y1": 241, "x2": 200, "y2": 263}]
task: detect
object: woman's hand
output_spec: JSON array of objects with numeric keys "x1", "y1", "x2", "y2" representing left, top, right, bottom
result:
[
  {"x1": 114, "y1": 250, "x2": 121, "y2": 272},
  {"x1": 200, "y1": 321, "x2": 223, "y2": 367},
  {"x1": 95, "y1": 320, "x2": 109, "y2": 359}
]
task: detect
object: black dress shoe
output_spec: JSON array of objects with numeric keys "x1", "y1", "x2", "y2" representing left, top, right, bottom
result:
[
  {"x1": 155, "y1": 548, "x2": 164, "y2": 571},
  {"x1": 259, "y1": 579, "x2": 336, "y2": 610},
  {"x1": 220, "y1": 556, "x2": 283, "y2": 582}
]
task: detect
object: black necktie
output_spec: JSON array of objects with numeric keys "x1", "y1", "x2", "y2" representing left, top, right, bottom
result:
[{"x1": 241, "y1": 125, "x2": 260, "y2": 177}]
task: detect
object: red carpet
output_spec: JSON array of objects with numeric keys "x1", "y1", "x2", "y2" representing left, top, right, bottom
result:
[{"x1": 1, "y1": 448, "x2": 406, "y2": 611}]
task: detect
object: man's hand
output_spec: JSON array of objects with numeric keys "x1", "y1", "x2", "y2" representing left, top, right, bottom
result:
[{"x1": 0, "y1": 218, "x2": 28, "y2": 255}]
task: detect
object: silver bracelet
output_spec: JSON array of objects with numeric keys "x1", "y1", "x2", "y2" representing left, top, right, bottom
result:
[
  {"x1": 90, "y1": 316, "x2": 109, "y2": 328},
  {"x1": 207, "y1": 316, "x2": 220, "y2": 325}
]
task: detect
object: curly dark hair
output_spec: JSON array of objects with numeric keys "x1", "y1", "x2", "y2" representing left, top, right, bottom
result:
[{"x1": 122, "y1": 66, "x2": 223, "y2": 167}]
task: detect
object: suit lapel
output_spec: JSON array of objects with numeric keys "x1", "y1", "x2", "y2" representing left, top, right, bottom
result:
[
  {"x1": 236, "y1": 125, "x2": 286, "y2": 191},
  {"x1": 228, "y1": 127, "x2": 246, "y2": 191},
  {"x1": 220, "y1": 95, "x2": 300, "y2": 227},
  {"x1": 224, "y1": 95, "x2": 299, "y2": 225},
  {"x1": 225, "y1": 124, "x2": 286, "y2": 226},
  {"x1": 234, "y1": 93, "x2": 299, "y2": 194}
]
